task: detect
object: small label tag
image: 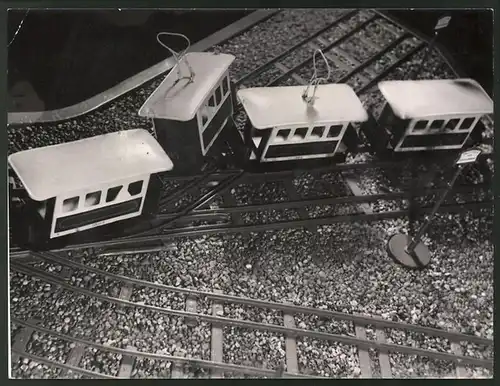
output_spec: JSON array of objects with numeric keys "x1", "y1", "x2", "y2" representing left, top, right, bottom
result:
[
  {"x1": 456, "y1": 148, "x2": 482, "y2": 165},
  {"x1": 435, "y1": 16, "x2": 452, "y2": 31}
]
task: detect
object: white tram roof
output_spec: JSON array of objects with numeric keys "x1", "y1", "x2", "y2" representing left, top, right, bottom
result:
[
  {"x1": 237, "y1": 84, "x2": 368, "y2": 129},
  {"x1": 378, "y1": 78, "x2": 493, "y2": 120},
  {"x1": 8, "y1": 129, "x2": 173, "y2": 201},
  {"x1": 138, "y1": 52, "x2": 235, "y2": 121}
]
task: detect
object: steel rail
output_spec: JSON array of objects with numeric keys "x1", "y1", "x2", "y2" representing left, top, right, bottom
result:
[
  {"x1": 267, "y1": 15, "x2": 378, "y2": 86},
  {"x1": 12, "y1": 318, "x2": 320, "y2": 379},
  {"x1": 158, "y1": 166, "x2": 221, "y2": 208},
  {"x1": 10, "y1": 185, "x2": 490, "y2": 257},
  {"x1": 180, "y1": 184, "x2": 490, "y2": 216},
  {"x1": 159, "y1": 160, "x2": 408, "y2": 183},
  {"x1": 336, "y1": 33, "x2": 410, "y2": 84},
  {"x1": 141, "y1": 183, "x2": 489, "y2": 230},
  {"x1": 373, "y1": 10, "x2": 463, "y2": 79},
  {"x1": 9, "y1": 200, "x2": 492, "y2": 261},
  {"x1": 156, "y1": 212, "x2": 231, "y2": 224},
  {"x1": 235, "y1": 9, "x2": 359, "y2": 86},
  {"x1": 10, "y1": 263, "x2": 494, "y2": 369},
  {"x1": 11, "y1": 348, "x2": 118, "y2": 379},
  {"x1": 357, "y1": 42, "x2": 426, "y2": 94},
  {"x1": 24, "y1": 250, "x2": 494, "y2": 347},
  {"x1": 158, "y1": 154, "x2": 493, "y2": 183},
  {"x1": 128, "y1": 170, "x2": 246, "y2": 238}
]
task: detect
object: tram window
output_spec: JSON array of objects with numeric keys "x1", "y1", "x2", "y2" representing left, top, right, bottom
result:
[
  {"x1": 106, "y1": 186, "x2": 122, "y2": 203},
  {"x1": 208, "y1": 95, "x2": 216, "y2": 107},
  {"x1": 38, "y1": 202, "x2": 47, "y2": 219},
  {"x1": 460, "y1": 117, "x2": 475, "y2": 130},
  {"x1": 85, "y1": 191, "x2": 101, "y2": 207},
  {"x1": 312, "y1": 126, "x2": 325, "y2": 137},
  {"x1": 414, "y1": 120, "x2": 428, "y2": 130},
  {"x1": 446, "y1": 118, "x2": 460, "y2": 130},
  {"x1": 327, "y1": 125, "x2": 343, "y2": 138},
  {"x1": 429, "y1": 119, "x2": 445, "y2": 129},
  {"x1": 215, "y1": 86, "x2": 222, "y2": 106},
  {"x1": 200, "y1": 107, "x2": 209, "y2": 126},
  {"x1": 222, "y1": 77, "x2": 229, "y2": 96},
  {"x1": 128, "y1": 180, "x2": 144, "y2": 196},
  {"x1": 294, "y1": 127, "x2": 308, "y2": 138},
  {"x1": 63, "y1": 196, "x2": 79, "y2": 213},
  {"x1": 276, "y1": 129, "x2": 291, "y2": 140}
]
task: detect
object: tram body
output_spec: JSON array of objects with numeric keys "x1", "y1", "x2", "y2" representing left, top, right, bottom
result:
[
  {"x1": 369, "y1": 78, "x2": 493, "y2": 153},
  {"x1": 8, "y1": 45, "x2": 495, "y2": 248},
  {"x1": 139, "y1": 52, "x2": 236, "y2": 175},
  {"x1": 236, "y1": 84, "x2": 368, "y2": 170},
  {"x1": 8, "y1": 129, "x2": 173, "y2": 248}
]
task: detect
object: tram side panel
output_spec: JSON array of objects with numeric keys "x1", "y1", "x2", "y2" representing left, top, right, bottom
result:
[
  {"x1": 152, "y1": 118, "x2": 204, "y2": 175},
  {"x1": 373, "y1": 79, "x2": 494, "y2": 154},
  {"x1": 139, "y1": 52, "x2": 236, "y2": 176},
  {"x1": 8, "y1": 129, "x2": 174, "y2": 250},
  {"x1": 236, "y1": 84, "x2": 368, "y2": 171},
  {"x1": 196, "y1": 74, "x2": 235, "y2": 167},
  {"x1": 151, "y1": 74, "x2": 234, "y2": 175}
]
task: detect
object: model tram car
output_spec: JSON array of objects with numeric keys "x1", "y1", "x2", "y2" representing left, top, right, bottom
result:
[
  {"x1": 364, "y1": 78, "x2": 494, "y2": 155},
  {"x1": 235, "y1": 84, "x2": 368, "y2": 171},
  {"x1": 139, "y1": 52, "x2": 236, "y2": 175},
  {"x1": 9, "y1": 129, "x2": 173, "y2": 249},
  {"x1": 139, "y1": 52, "x2": 493, "y2": 175},
  {"x1": 8, "y1": 51, "x2": 493, "y2": 249}
]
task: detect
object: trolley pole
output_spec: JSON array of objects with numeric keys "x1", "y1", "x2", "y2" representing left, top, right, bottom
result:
[
  {"x1": 405, "y1": 163, "x2": 465, "y2": 252},
  {"x1": 388, "y1": 148, "x2": 482, "y2": 269},
  {"x1": 405, "y1": 15, "x2": 452, "y2": 234}
]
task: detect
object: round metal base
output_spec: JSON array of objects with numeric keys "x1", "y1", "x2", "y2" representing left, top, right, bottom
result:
[{"x1": 387, "y1": 234, "x2": 431, "y2": 269}]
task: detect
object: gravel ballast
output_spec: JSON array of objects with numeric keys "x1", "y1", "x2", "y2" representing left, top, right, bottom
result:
[
  {"x1": 211, "y1": 9, "x2": 353, "y2": 80},
  {"x1": 10, "y1": 204, "x2": 493, "y2": 378},
  {"x1": 297, "y1": 338, "x2": 360, "y2": 377},
  {"x1": 10, "y1": 8, "x2": 493, "y2": 379},
  {"x1": 10, "y1": 272, "x2": 213, "y2": 378}
]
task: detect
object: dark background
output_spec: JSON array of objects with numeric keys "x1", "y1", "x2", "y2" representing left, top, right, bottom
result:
[
  {"x1": 387, "y1": 10, "x2": 493, "y2": 95},
  {"x1": 7, "y1": 10, "x2": 250, "y2": 110},
  {"x1": 7, "y1": 9, "x2": 493, "y2": 111}
]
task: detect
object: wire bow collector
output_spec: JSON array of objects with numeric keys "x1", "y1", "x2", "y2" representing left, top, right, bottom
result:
[
  {"x1": 301, "y1": 48, "x2": 332, "y2": 106},
  {"x1": 156, "y1": 31, "x2": 196, "y2": 84}
]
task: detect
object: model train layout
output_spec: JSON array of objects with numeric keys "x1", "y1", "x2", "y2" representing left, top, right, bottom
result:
[
  {"x1": 8, "y1": 9, "x2": 494, "y2": 380},
  {"x1": 8, "y1": 51, "x2": 493, "y2": 250}
]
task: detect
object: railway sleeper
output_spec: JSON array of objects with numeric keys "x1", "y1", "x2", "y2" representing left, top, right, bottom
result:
[
  {"x1": 211, "y1": 290, "x2": 224, "y2": 378},
  {"x1": 118, "y1": 346, "x2": 137, "y2": 378},
  {"x1": 11, "y1": 318, "x2": 40, "y2": 365}
]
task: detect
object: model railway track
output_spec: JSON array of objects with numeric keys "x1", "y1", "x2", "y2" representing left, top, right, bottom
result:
[
  {"x1": 10, "y1": 175, "x2": 492, "y2": 258},
  {"x1": 8, "y1": 8, "x2": 492, "y2": 197},
  {"x1": 11, "y1": 251, "x2": 493, "y2": 378},
  {"x1": 236, "y1": 11, "x2": 423, "y2": 94},
  {"x1": 7, "y1": 9, "x2": 494, "y2": 142},
  {"x1": 8, "y1": 156, "x2": 493, "y2": 256},
  {"x1": 9, "y1": 148, "x2": 493, "y2": 256},
  {"x1": 229, "y1": 9, "x2": 493, "y2": 153},
  {"x1": 10, "y1": 202, "x2": 492, "y2": 259},
  {"x1": 9, "y1": 10, "x2": 494, "y2": 379}
]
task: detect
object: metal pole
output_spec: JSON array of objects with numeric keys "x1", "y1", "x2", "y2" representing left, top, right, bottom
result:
[
  {"x1": 407, "y1": 31, "x2": 439, "y2": 80},
  {"x1": 405, "y1": 164, "x2": 465, "y2": 253},
  {"x1": 406, "y1": 23, "x2": 441, "y2": 233},
  {"x1": 407, "y1": 158, "x2": 420, "y2": 236}
]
